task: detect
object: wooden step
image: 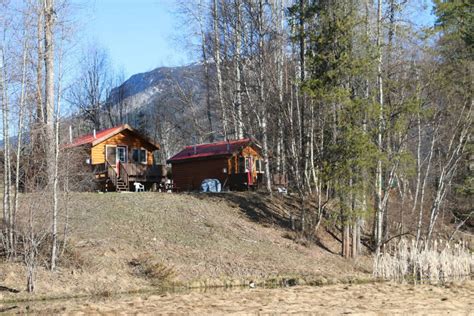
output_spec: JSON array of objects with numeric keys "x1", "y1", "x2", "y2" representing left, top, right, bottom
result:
[{"x1": 115, "y1": 180, "x2": 129, "y2": 192}]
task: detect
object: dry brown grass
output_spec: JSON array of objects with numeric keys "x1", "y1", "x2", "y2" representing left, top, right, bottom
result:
[
  {"x1": 129, "y1": 255, "x2": 176, "y2": 286},
  {"x1": 10, "y1": 280, "x2": 474, "y2": 314},
  {"x1": 0, "y1": 192, "x2": 369, "y2": 301},
  {"x1": 58, "y1": 241, "x2": 92, "y2": 270}
]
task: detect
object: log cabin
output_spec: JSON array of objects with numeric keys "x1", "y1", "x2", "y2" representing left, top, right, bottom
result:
[
  {"x1": 167, "y1": 138, "x2": 264, "y2": 191},
  {"x1": 64, "y1": 124, "x2": 165, "y2": 192}
]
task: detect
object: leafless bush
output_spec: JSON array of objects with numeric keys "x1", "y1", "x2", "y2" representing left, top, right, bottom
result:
[
  {"x1": 58, "y1": 241, "x2": 90, "y2": 269},
  {"x1": 374, "y1": 239, "x2": 473, "y2": 284},
  {"x1": 59, "y1": 147, "x2": 99, "y2": 192},
  {"x1": 129, "y1": 255, "x2": 176, "y2": 286},
  {"x1": 14, "y1": 191, "x2": 51, "y2": 292},
  {"x1": 3, "y1": 190, "x2": 73, "y2": 292}
]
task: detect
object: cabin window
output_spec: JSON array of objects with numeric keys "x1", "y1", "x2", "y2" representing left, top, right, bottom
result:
[
  {"x1": 132, "y1": 148, "x2": 147, "y2": 164},
  {"x1": 106, "y1": 146, "x2": 116, "y2": 165},
  {"x1": 153, "y1": 150, "x2": 162, "y2": 165},
  {"x1": 244, "y1": 157, "x2": 250, "y2": 172}
]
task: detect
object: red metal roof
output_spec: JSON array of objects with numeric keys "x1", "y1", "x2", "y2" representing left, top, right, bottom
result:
[
  {"x1": 63, "y1": 124, "x2": 159, "y2": 150},
  {"x1": 64, "y1": 125, "x2": 126, "y2": 148},
  {"x1": 167, "y1": 138, "x2": 257, "y2": 163}
]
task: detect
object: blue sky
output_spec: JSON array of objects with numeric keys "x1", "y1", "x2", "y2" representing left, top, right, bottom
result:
[
  {"x1": 72, "y1": 0, "x2": 436, "y2": 79},
  {"x1": 74, "y1": 0, "x2": 193, "y2": 77}
]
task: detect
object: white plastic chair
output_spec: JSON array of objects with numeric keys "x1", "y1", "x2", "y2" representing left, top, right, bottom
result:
[{"x1": 134, "y1": 182, "x2": 145, "y2": 192}]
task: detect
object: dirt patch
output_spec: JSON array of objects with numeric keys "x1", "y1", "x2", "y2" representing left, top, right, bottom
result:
[{"x1": 5, "y1": 281, "x2": 473, "y2": 314}]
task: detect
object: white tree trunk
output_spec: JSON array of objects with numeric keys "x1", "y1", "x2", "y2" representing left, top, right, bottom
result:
[
  {"x1": 43, "y1": 0, "x2": 58, "y2": 271},
  {"x1": 426, "y1": 111, "x2": 471, "y2": 242},
  {"x1": 12, "y1": 38, "x2": 29, "y2": 258},
  {"x1": 232, "y1": 0, "x2": 243, "y2": 139},
  {"x1": 211, "y1": 0, "x2": 228, "y2": 139},
  {"x1": 415, "y1": 127, "x2": 436, "y2": 245},
  {"x1": 0, "y1": 44, "x2": 12, "y2": 256},
  {"x1": 374, "y1": 0, "x2": 384, "y2": 255},
  {"x1": 255, "y1": 0, "x2": 272, "y2": 193},
  {"x1": 411, "y1": 112, "x2": 422, "y2": 215}
]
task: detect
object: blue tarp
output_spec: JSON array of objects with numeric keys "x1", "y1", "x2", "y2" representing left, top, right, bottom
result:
[{"x1": 200, "y1": 179, "x2": 222, "y2": 193}]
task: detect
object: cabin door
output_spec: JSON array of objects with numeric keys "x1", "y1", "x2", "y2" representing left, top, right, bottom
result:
[
  {"x1": 106, "y1": 145, "x2": 127, "y2": 167},
  {"x1": 117, "y1": 146, "x2": 127, "y2": 164}
]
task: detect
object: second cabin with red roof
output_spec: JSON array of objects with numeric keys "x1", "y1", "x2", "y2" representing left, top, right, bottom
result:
[{"x1": 167, "y1": 138, "x2": 264, "y2": 191}]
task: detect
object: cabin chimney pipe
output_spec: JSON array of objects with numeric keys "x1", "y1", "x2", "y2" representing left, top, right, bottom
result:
[
  {"x1": 192, "y1": 135, "x2": 197, "y2": 155},
  {"x1": 93, "y1": 129, "x2": 96, "y2": 139},
  {"x1": 69, "y1": 125, "x2": 73, "y2": 143}
]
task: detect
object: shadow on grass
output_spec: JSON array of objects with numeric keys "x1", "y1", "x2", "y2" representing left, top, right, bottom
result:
[
  {"x1": 198, "y1": 192, "x2": 292, "y2": 230},
  {"x1": 313, "y1": 237, "x2": 339, "y2": 255},
  {"x1": 195, "y1": 192, "x2": 347, "y2": 256}
]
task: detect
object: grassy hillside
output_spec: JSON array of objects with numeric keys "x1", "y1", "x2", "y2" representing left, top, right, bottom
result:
[{"x1": 0, "y1": 192, "x2": 370, "y2": 301}]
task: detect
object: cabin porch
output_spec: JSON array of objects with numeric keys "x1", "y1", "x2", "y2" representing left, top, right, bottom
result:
[
  {"x1": 228, "y1": 172, "x2": 264, "y2": 191},
  {"x1": 94, "y1": 162, "x2": 166, "y2": 192}
]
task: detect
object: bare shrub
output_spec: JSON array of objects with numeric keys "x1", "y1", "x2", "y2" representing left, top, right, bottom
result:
[
  {"x1": 374, "y1": 239, "x2": 473, "y2": 284},
  {"x1": 88, "y1": 281, "x2": 114, "y2": 298},
  {"x1": 6, "y1": 190, "x2": 74, "y2": 292},
  {"x1": 13, "y1": 191, "x2": 52, "y2": 292},
  {"x1": 57, "y1": 241, "x2": 90, "y2": 270},
  {"x1": 129, "y1": 255, "x2": 176, "y2": 286},
  {"x1": 59, "y1": 147, "x2": 99, "y2": 192}
]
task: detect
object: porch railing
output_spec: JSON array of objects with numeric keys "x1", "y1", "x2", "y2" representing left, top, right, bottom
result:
[
  {"x1": 121, "y1": 163, "x2": 165, "y2": 180},
  {"x1": 118, "y1": 161, "x2": 129, "y2": 188},
  {"x1": 105, "y1": 161, "x2": 118, "y2": 188},
  {"x1": 97, "y1": 162, "x2": 165, "y2": 186}
]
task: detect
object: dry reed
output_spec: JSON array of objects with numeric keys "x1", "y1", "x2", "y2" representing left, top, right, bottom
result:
[{"x1": 373, "y1": 239, "x2": 473, "y2": 284}]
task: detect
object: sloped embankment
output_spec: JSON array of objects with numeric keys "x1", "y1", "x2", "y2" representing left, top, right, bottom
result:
[{"x1": 0, "y1": 192, "x2": 370, "y2": 301}]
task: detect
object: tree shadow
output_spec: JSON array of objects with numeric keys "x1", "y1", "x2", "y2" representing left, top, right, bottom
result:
[
  {"x1": 196, "y1": 192, "x2": 358, "y2": 257},
  {"x1": 313, "y1": 237, "x2": 339, "y2": 255},
  {"x1": 0, "y1": 285, "x2": 20, "y2": 293},
  {"x1": 200, "y1": 192, "x2": 292, "y2": 230}
]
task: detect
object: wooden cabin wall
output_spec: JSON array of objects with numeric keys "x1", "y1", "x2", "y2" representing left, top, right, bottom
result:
[
  {"x1": 228, "y1": 146, "x2": 262, "y2": 182},
  {"x1": 91, "y1": 130, "x2": 156, "y2": 165},
  {"x1": 241, "y1": 146, "x2": 260, "y2": 158},
  {"x1": 228, "y1": 146, "x2": 262, "y2": 173},
  {"x1": 172, "y1": 157, "x2": 228, "y2": 191}
]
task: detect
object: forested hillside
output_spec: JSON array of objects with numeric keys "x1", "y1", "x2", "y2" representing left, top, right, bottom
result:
[
  {"x1": 0, "y1": 0, "x2": 471, "y2": 294},
  {"x1": 86, "y1": 0, "x2": 472, "y2": 255}
]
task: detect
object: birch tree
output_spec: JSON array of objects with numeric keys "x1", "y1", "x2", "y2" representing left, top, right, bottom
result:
[
  {"x1": 0, "y1": 33, "x2": 12, "y2": 258},
  {"x1": 169, "y1": 0, "x2": 472, "y2": 257},
  {"x1": 42, "y1": 0, "x2": 60, "y2": 271}
]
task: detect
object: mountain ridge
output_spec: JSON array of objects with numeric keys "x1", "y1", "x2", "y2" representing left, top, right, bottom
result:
[{"x1": 107, "y1": 63, "x2": 205, "y2": 113}]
